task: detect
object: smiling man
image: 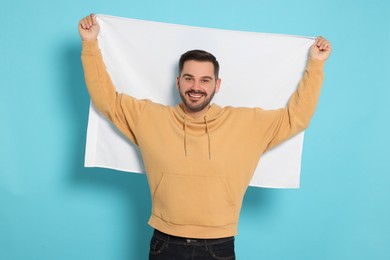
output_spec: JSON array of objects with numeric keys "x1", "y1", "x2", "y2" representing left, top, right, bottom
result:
[
  {"x1": 79, "y1": 13, "x2": 331, "y2": 260},
  {"x1": 177, "y1": 52, "x2": 221, "y2": 118}
]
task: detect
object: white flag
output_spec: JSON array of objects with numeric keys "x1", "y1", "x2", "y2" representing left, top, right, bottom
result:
[{"x1": 85, "y1": 14, "x2": 315, "y2": 188}]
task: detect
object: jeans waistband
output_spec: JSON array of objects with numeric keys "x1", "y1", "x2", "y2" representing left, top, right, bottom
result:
[{"x1": 153, "y1": 229, "x2": 234, "y2": 246}]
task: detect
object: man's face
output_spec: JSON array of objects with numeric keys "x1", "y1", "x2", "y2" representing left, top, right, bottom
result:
[{"x1": 176, "y1": 60, "x2": 221, "y2": 118}]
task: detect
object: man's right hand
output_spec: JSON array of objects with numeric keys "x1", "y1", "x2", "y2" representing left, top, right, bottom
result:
[{"x1": 78, "y1": 13, "x2": 100, "y2": 41}]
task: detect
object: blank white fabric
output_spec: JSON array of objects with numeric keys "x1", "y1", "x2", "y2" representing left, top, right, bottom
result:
[{"x1": 84, "y1": 14, "x2": 315, "y2": 188}]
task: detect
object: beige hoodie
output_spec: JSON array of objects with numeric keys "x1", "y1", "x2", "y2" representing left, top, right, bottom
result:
[{"x1": 81, "y1": 40, "x2": 324, "y2": 239}]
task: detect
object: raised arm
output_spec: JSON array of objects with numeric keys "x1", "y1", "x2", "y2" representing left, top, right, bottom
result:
[
  {"x1": 263, "y1": 36, "x2": 332, "y2": 150},
  {"x1": 79, "y1": 14, "x2": 148, "y2": 145}
]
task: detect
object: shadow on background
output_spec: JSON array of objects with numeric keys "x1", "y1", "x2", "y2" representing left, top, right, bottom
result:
[
  {"x1": 62, "y1": 40, "x2": 152, "y2": 260},
  {"x1": 241, "y1": 185, "x2": 278, "y2": 222}
]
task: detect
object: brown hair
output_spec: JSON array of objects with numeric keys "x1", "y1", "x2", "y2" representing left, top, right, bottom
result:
[{"x1": 179, "y1": 50, "x2": 220, "y2": 79}]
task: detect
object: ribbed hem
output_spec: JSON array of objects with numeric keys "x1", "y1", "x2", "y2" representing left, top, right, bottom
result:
[{"x1": 148, "y1": 214, "x2": 238, "y2": 239}]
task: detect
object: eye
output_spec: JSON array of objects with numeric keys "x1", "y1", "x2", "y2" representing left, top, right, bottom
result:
[
  {"x1": 184, "y1": 77, "x2": 193, "y2": 81},
  {"x1": 202, "y1": 79, "x2": 210, "y2": 83}
]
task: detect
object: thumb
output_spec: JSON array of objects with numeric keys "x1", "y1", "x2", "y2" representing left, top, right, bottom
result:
[{"x1": 91, "y1": 13, "x2": 98, "y2": 25}]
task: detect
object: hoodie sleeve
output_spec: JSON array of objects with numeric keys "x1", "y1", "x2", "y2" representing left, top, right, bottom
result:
[
  {"x1": 260, "y1": 58, "x2": 325, "y2": 152},
  {"x1": 81, "y1": 40, "x2": 148, "y2": 145}
]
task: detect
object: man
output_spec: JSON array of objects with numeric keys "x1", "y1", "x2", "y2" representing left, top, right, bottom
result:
[{"x1": 79, "y1": 13, "x2": 331, "y2": 260}]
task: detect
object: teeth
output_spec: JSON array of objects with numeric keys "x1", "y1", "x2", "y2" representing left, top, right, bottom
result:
[{"x1": 188, "y1": 93, "x2": 203, "y2": 98}]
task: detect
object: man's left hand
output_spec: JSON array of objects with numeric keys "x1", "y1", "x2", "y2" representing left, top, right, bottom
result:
[{"x1": 310, "y1": 36, "x2": 332, "y2": 61}]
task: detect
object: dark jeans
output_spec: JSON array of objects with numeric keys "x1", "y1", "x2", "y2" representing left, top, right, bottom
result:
[{"x1": 149, "y1": 229, "x2": 235, "y2": 260}]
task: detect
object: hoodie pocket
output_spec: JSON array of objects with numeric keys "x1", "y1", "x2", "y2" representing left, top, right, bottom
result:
[{"x1": 152, "y1": 173, "x2": 236, "y2": 227}]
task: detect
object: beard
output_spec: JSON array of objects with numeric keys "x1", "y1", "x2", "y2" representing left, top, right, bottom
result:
[{"x1": 178, "y1": 85, "x2": 217, "y2": 114}]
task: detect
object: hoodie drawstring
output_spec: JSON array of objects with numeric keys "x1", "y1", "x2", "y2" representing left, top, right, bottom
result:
[
  {"x1": 204, "y1": 116, "x2": 211, "y2": 160},
  {"x1": 183, "y1": 115, "x2": 188, "y2": 157}
]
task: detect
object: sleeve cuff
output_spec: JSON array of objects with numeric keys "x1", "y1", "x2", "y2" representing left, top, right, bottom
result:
[
  {"x1": 306, "y1": 58, "x2": 325, "y2": 71},
  {"x1": 82, "y1": 40, "x2": 100, "y2": 53}
]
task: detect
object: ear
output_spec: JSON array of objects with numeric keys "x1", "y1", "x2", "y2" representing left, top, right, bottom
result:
[
  {"x1": 215, "y1": 78, "x2": 221, "y2": 93},
  {"x1": 176, "y1": 76, "x2": 180, "y2": 89}
]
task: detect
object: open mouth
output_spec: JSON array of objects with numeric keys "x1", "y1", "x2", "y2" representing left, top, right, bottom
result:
[{"x1": 187, "y1": 91, "x2": 206, "y2": 100}]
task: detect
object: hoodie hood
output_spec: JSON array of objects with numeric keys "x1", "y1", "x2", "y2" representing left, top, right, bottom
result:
[
  {"x1": 173, "y1": 103, "x2": 223, "y2": 125},
  {"x1": 172, "y1": 103, "x2": 224, "y2": 159}
]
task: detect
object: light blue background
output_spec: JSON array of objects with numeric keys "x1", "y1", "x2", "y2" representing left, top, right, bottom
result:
[{"x1": 1, "y1": 0, "x2": 389, "y2": 259}]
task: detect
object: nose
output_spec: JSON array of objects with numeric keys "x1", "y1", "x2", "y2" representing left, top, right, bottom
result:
[{"x1": 192, "y1": 80, "x2": 202, "y2": 90}]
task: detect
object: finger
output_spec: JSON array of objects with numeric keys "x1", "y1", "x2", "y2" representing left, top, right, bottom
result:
[
  {"x1": 320, "y1": 43, "x2": 331, "y2": 51},
  {"x1": 315, "y1": 36, "x2": 322, "y2": 46},
  {"x1": 90, "y1": 13, "x2": 98, "y2": 25},
  {"x1": 316, "y1": 37, "x2": 325, "y2": 47},
  {"x1": 322, "y1": 42, "x2": 330, "y2": 49},
  {"x1": 81, "y1": 16, "x2": 91, "y2": 29},
  {"x1": 318, "y1": 39, "x2": 329, "y2": 50},
  {"x1": 86, "y1": 15, "x2": 93, "y2": 27},
  {"x1": 318, "y1": 39, "x2": 326, "y2": 49},
  {"x1": 79, "y1": 18, "x2": 89, "y2": 30},
  {"x1": 320, "y1": 40, "x2": 330, "y2": 50}
]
